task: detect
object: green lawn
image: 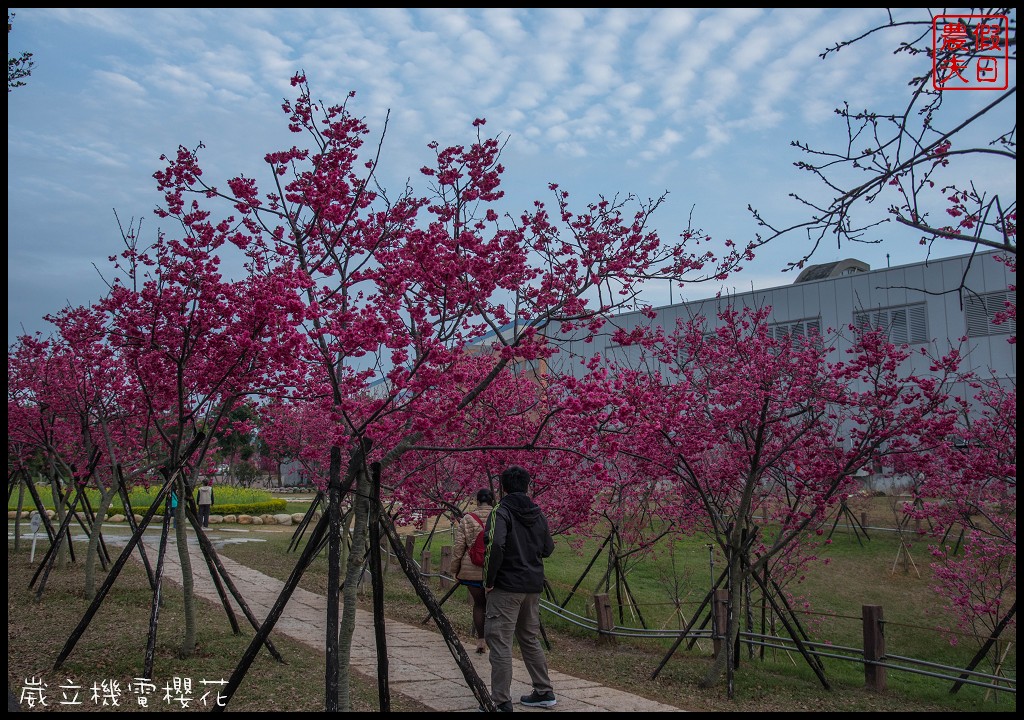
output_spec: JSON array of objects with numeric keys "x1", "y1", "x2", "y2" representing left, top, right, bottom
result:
[
  {"x1": 213, "y1": 514, "x2": 1015, "y2": 713},
  {"x1": 6, "y1": 536, "x2": 432, "y2": 713},
  {"x1": 7, "y1": 499, "x2": 1015, "y2": 713}
]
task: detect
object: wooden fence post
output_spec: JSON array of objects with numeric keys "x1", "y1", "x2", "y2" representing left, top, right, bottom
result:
[
  {"x1": 439, "y1": 546, "x2": 452, "y2": 589},
  {"x1": 420, "y1": 550, "x2": 432, "y2": 582},
  {"x1": 594, "y1": 593, "x2": 615, "y2": 644},
  {"x1": 863, "y1": 604, "x2": 887, "y2": 691},
  {"x1": 712, "y1": 589, "x2": 729, "y2": 659},
  {"x1": 861, "y1": 511, "x2": 869, "y2": 528}
]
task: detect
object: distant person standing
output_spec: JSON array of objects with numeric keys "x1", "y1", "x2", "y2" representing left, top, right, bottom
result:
[
  {"x1": 484, "y1": 465, "x2": 556, "y2": 711},
  {"x1": 169, "y1": 489, "x2": 179, "y2": 529},
  {"x1": 196, "y1": 479, "x2": 215, "y2": 528}
]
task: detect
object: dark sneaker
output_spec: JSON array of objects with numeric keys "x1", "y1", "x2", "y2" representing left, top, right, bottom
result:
[{"x1": 520, "y1": 691, "x2": 556, "y2": 708}]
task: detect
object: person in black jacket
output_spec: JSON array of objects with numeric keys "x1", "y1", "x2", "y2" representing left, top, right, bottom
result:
[{"x1": 483, "y1": 465, "x2": 556, "y2": 711}]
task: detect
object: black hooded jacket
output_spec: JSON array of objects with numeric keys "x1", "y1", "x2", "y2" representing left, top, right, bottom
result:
[{"x1": 483, "y1": 492, "x2": 554, "y2": 593}]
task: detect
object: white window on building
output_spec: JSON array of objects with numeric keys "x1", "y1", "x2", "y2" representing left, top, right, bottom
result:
[
  {"x1": 769, "y1": 317, "x2": 822, "y2": 342},
  {"x1": 965, "y1": 290, "x2": 1016, "y2": 337},
  {"x1": 854, "y1": 303, "x2": 929, "y2": 344}
]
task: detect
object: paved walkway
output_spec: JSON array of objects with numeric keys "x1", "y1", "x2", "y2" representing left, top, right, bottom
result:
[{"x1": 128, "y1": 528, "x2": 682, "y2": 713}]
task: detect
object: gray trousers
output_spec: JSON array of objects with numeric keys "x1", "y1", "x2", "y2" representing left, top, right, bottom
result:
[{"x1": 484, "y1": 589, "x2": 553, "y2": 704}]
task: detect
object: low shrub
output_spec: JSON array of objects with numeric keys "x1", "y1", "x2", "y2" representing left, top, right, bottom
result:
[{"x1": 8, "y1": 483, "x2": 286, "y2": 517}]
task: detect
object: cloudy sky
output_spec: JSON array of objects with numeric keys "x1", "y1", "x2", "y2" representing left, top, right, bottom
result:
[{"x1": 7, "y1": 8, "x2": 1014, "y2": 344}]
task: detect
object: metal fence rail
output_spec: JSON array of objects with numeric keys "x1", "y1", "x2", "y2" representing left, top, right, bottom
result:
[
  {"x1": 406, "y1": 546, "x2": 1015, "y2": 698},
  {"x1": 535, "y1": 596, "x2": 1016, "y2": 697}
]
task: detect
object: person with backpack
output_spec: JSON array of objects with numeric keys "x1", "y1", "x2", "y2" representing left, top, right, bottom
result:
[
  {"x1": 482, "y1": 465, "x2": 556, "y2": 711},
  {"x1": 451, "y1": 487, "x2": 495, "y2": 654}
]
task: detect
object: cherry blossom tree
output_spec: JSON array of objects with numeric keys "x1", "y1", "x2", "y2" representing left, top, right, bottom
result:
[
  {"x1": 37, "y1": 303, "x2": 151, "y2": 600},
  {"x1": 95, "y1": 212, "x2": 304, "y2": 656},
  {"x1": 379, "y1": 351, "x2": 594, "y2": 526},
  {"x1": 909, "y1": 375, "x2": 1016, "y2": 679},
  {"x1": 258, "y1": 398, "x2": 333, "y2": 487},
  {"x1": 8, "y1": 334, "x2": 82, "y2": 571},
  {"x1": 150, "y1": 72, "x2": 753, "y2": 709},
  {"x1": 8, "y1": 316, "x2": 149, "y2": 597},
  {"x1": 565, "y1": 305, "x2": 966, "y2": 692}
]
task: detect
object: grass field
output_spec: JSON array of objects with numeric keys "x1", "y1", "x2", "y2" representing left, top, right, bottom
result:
[
  {"x1": 7, "y1": 497, "x2": 1016, "y2": 712},
  {"x1": 6, "y1": 539, "x2": 432, "y2": 713},
  {"x1": 215, "y1": 511, "x2": 1014, "y2": 712}
]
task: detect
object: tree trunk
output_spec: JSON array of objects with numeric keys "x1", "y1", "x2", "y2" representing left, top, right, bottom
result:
[
  {"x1": 700, "y1": 536, "x2": 743, "y2": 690},
  {"x1": 176, "y1": 475, "x2": 198, "y2": 657},
  {"x1": 338, "y1": 464, "x2": 371, "y2": 711},
  {"x1": 84, "y1": 490, "x2": 115, "y2": 601}
]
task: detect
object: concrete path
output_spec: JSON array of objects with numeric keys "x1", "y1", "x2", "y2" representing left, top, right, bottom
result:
[{"x1": 135, "y1": 528, "x2": 683, "y2": 713}]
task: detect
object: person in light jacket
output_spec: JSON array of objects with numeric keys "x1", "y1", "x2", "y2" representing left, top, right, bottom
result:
[
  {"x1": 451, "y1": 487, "x2": 495, "y2": 653},
  {"x1": 196, "y1": 479, "x2": 215, "y2": 528}
]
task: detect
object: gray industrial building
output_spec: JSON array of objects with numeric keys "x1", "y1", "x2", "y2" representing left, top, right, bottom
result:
[{"x1": 546, "y1": 250, "x2": 1016, "y2": 397}]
